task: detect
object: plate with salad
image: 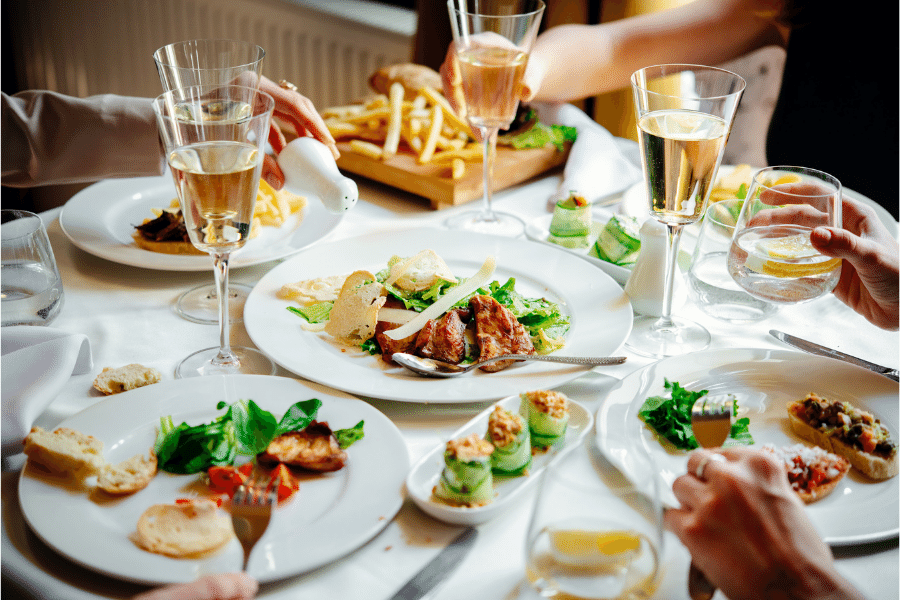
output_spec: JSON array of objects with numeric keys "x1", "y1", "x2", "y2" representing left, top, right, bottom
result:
[
  {"x1": 18, "y1": 375, "x2": 408, "y2": 584},
  {"x1": 595, "y1": 348, "x2": 899, "y2": 545},
  {"x1": 244, "y1": 227, "x2": 633, "y2": 403}
]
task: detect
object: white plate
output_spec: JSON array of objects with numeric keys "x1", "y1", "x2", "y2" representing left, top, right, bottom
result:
[
  {"x1": 595, "y1": 348, "x2": 899, "y2": 546},
  {"x1": 18, "y1": 375, "x2": 408, "y2": 585},
  {"x1": 525, "y1": 213, "x2": 633, "y2": 286},
  {"x1": 59, "y1": 175, "x2": 345, "y2": 271},
  {"x1": 407, "y1": 394, "x2": 593, "y2": 525},
  {"x1": 621, "y1": 166, "x2": 900, "y2": 238},
  {"x1": 244, "y1": 227, "x2": 633, "y2": 403}
]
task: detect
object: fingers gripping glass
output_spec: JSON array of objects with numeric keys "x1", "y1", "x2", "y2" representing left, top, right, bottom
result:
[{"x1": 153, "y1": 85, "x2": 276, "y2": 378}]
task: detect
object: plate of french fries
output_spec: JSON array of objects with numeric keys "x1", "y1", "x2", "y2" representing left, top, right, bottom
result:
[
  {"x1": 59, "y1": 175, "x2": 345, "y2": 271},
  {"x1": 319, "y1": 63, "x2": 571, "y2": 210}
]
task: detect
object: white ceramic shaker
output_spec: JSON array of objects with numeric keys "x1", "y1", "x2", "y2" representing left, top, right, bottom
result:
[
  {"x1": 624, "y1": 219, "x2": 686, "y2": 317},
  {"x1": 276, "y1": 137, "x2": 358, "y2": 214}
]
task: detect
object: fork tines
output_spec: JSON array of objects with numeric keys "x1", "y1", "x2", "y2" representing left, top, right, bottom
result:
[{"x1": 691, "y1": 396, "x2": 734, "y2": 420}]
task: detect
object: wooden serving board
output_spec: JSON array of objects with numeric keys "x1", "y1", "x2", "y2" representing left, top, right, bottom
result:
[{"x1": 335, "y1": 142, "x2": 571, "y2": 210}]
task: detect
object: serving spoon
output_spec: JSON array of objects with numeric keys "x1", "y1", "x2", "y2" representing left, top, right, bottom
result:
[{"x1": 392, "y1": 352, "x2": 626, "y2": 378}]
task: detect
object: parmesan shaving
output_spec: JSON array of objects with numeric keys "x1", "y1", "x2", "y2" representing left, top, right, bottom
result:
[
  {"x1": 378, "y1": 307, "x2": 418, "y2": 325},
  {"x1": 384, "y1": 255, "x2": 496, "y2": 340},
  {"x1": 384, "y1": 251, "x2": 430, "y2": 287}
]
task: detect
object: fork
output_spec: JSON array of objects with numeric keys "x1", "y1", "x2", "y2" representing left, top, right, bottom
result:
[
  {"x1": 687, "y1": 394, "x2": 734, "y2": 600},
  {"x1": 230, "y1": 474, "x2": 278, "y2": 572}
]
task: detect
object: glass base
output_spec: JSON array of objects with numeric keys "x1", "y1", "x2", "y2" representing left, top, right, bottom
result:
[
  {"x1": 625, "y1": 315, "x2": 711, "y2": 358},
  {"x1": 175, "y1": 283, "x2": 252, "y2": 324},
  {"x1": 445, "y1": 210, "x2": 524, "y2": 237},
  {"x1": 175, "y1": 346, "x2": 276, "y2": 378}
]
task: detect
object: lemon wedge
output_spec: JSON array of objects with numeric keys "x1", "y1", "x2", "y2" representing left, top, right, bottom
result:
[
  {"x1": 747, "y1": 233, "x2": 841, "y2": 278},
  {"x1": 549, "y1": 529, "x2": 642, "y2": 567}
]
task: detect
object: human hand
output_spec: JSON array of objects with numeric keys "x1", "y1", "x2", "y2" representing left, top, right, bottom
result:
[
  {"x1": 258, "y1": 76, "x2": 339, "y2": 190},
  {"x1": 810, "y1": 196, "x2": 899, "y2": 330},
  {"x1": 131, "y1": 573, "x2": 258, "y2": 600},
  {"x1": 665, "y1": 448, "x2": 864, "y2": 600}
]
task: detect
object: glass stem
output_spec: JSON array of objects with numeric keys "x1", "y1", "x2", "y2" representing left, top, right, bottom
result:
[
  {"x1": 211, "y1": 252, "x2": 238, "y2": 367},
  {"x1": 479, "y1": 126, "x2": 498, "y2": 221},
  {"x1": 656, "y1": 223, "x2": 685, "y2": 330}
]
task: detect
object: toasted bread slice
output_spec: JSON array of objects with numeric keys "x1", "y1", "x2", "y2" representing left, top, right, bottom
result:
[
  {"x1": 97, "y1": 452, "x2": 158, "y2": 495},
  {"x1": 23, "y1": 427, "x2": 105, "y2": 477},
  {"x1": 324, "y1": 270, "x2": 386, "y2": 346},
  {"x1": 93, "y1": 364, "x2": 162, "y2": 395},
  {"x1": 762, "y1": 443, "x2": 850, "y2": 503},
  {"x1": 132, "y1": 232, "x2": 205, "y2": 255},
  {"x1": 136, "y1": 499, "x2": 233, "y2": 557}
]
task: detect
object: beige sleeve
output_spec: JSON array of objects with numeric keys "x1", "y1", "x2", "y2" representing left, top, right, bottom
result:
[{"x1": 1, "y1": 90, "x2": 165, "y2": 187}]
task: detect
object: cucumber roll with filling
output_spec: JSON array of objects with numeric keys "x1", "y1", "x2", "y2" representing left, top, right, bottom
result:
[
  {"x1": 594, "y1": 215, "x2": 640, "y2": 265},
  {"x1": 524, "y1": 390, "x2": 570, "y2": 449},
  {"x1": 548, "y1": 194, "x2": 592, "y2": 249},
  {"x1": 486, "y1": 405, "x2": 532, "y2": 476},
  {"x1": 434, "y1": 433, "x2": 495, "y2": 506}
]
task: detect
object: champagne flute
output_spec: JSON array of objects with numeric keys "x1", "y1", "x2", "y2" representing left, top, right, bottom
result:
[
  {"x1": 445, "y1": 0, "x2": 544, "y2": 237},
  {"x1": 626, "y1": 65, "x2": 744, "y2": 358},
  {"x1": 727, "y1": 166, "x2": 842, "y2": 303},
  {"x1": 153, "y1": 39, "x2": 265, "y2": 325},
  {"x1": 153, "y1": 84, "x2": 276, "y2": 377}
]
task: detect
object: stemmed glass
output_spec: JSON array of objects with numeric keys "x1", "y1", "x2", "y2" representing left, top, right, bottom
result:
[
  {"x1": 153, "y1": 39, "x2": 266, "y2": 324},
  {"x1": 153, "y1": 84, "x2": 276, "y2": 378},
  {"x1": 727, "y1": 166, "x2": 842, "y2": 304},
  {"x1": 446, "y1": 0, "x2": 545, "y2": 236},
  {"x1": 626, "y1": 65, "x2": 745, "y2": 358}
]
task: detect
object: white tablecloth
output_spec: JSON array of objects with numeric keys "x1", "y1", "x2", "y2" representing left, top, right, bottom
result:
[{"x1": 3, "y1": 168, "x2": 898, "y2": 600}]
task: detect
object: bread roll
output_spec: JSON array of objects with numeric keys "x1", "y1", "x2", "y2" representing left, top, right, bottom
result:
[
  {"x1": 23, "y1": 427, "x2": 105, "y2": 477},
  {"x1": 369, "y1": 63, "x2": 442, "y2": 99},
  {"x1": 93, "y1": 364, "x2": 162, "y2": 395}
]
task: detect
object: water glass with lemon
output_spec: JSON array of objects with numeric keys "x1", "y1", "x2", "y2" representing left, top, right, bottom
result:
[
  {"x1": 525, "y1": 444, "x2": 662, "y2": 599},
  {"x1": 727, "y1": 166, "x2": 842, "y2": 304}
]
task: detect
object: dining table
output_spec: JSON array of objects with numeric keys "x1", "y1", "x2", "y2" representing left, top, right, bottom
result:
[{"x1": 2, "y1": 153, "x2": 898, "y2": 600}]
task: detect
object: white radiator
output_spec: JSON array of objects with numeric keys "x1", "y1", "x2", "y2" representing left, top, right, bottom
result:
[{"x1": 8, "y1": 0, "x2": 416, "y2": 109}]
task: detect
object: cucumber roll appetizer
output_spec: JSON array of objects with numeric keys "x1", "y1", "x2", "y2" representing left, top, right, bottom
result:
[
  {"x1": 486, "y1": 405, "x2": 532, "y2": 476},
  {"x1": 434, "y1": 433, "x2": 495, "y2": 506},
  {"x1": 548, "y1": 194, "x2": 592, "y2": 249},
  {"x1": 594, "y1": 214, "x2": 640, "y2": 265},
  {"x1": 524, "y1": 390, "x2": 570, "y2": 449}
]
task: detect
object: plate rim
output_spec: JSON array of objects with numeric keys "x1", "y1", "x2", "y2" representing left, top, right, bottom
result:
[
  {"x1": 243, "y1": 226, "x2": 634, "y2": 403},
  {"x1": 17, "y1": 374, "x2": 409, "y2": 584},
  {"x1": 595, "y1": 347, "x2": 899, "y2": 546},
  {"x1": 58, "y1": 175, "x2": 344, "y2": 272}
]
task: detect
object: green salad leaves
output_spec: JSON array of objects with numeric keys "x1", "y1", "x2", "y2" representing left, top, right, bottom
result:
[
  {"x1": 154, "y1": 398, "x2": 364, "y2": 474},
  {"x1": 638, "y1": 379, "x2": 753, "y2": 451}
]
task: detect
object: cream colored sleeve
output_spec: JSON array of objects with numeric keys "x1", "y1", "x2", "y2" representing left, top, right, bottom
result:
[{"x1": 1, "y1": 90, "x2": 165, "y2": 187}]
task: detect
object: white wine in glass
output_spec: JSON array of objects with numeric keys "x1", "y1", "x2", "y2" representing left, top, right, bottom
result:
[
  {"x1": 446, "y1": 0, "x2": 544, "y2": 237},
  {"x1": 626, "y1": 65, "x2": 744, "y2": 358}
]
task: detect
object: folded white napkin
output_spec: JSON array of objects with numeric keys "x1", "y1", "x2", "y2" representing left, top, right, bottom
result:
[
  {"x1": 2, "y1": 327, "x2": 92, "y2": 454},
  {"x1": 533, "y1": 103, "x2": 643, "y2": 208}
]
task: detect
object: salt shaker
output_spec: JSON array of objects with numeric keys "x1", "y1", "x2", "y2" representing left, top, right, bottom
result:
[
  {"x1": 277, "y1": 137, "x2": 358, "y2": 214},
  {"x1": 624, "y1": 219, "x2": 686, "y2": 317}
]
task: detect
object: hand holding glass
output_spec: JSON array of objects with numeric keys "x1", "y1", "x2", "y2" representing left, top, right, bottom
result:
[
  {"x1": 445, "y1": 0, "x2": 544, "y2": 236},
  {"x1": 727, "y1": 166, "x2": 842, "y2": 304},
  {"x1": 627, "y1": 65, "x2": 744, "y2": 357},
  {"x1": 153, "y1": 85, "x2": 276, "y2": 377}
]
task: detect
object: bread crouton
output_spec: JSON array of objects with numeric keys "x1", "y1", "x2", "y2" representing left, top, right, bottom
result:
[
  {"x1": 23, "y1": 427, "x2": 105, "y2": 477},
  {"x1": 324, "y1": 270, "x2": 386, "y2": 346},
  {"x1": 97, "y1": 452, "x2": 158, "y2": 495},
  {"x1": 93, "y1": 364, "x2": 162, "y2": 395}
]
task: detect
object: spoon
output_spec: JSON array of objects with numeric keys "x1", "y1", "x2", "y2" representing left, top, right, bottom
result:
[{"x1": 392, "y1": 352, "x2": 627, "y2": 378}]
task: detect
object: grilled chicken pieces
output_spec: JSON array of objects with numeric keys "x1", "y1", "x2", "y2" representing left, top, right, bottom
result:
[
  {"x1": 468, "y1": 295, "x2": 535, "y2": 372},
  {"x1": 257, "y1": 421, "x2": 347, "y2": 472}
]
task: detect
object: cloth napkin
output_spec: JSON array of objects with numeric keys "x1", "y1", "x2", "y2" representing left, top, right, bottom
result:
[
  {"x1": 533, "y1": 102, "x2": 643, "y2": 208},
  {"x1": 1, "y1": 326, "x2": 92, "y2": 455}
]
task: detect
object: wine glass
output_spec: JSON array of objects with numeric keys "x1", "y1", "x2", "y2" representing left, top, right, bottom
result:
[
  {"x1": 445, "y1": 0, "x2": 545, "y2": 236},
  {"x1": 153, "y1": 84, "x2": 276, "y2": 378},
  {"x1": 727, "y1": 165, "x2": 842, "y2": 303},
  {"x1": 153, "y1": 39, "x2": 266, "y2": 325},
  {"x1": 626, "y1": 65, "x2": 745, "y2": 358}
]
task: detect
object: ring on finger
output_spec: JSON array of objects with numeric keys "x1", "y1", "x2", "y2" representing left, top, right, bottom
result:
[
  {"x1": 694, "y1": 453, "x2": 726, "y2": 480},
  {"x1": 278, "y1": 79, "x2": 298, "y2": 92}
]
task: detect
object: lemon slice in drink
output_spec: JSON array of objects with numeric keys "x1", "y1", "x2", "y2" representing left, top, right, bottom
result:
[
  {"x1": 549, "y1": 529, "x2": 642, "y2": 567},
  {"x1": 747, "y1": 233, "x2": 841, "y2": 278}
]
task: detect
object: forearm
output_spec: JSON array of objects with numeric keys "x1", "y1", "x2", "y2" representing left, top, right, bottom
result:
[
  {"x1": 1, "y1": 90, "x2": 165, "y2": 187},
  {"x1": 528, "y1": 0, "x2": 787, "y2": 102}
]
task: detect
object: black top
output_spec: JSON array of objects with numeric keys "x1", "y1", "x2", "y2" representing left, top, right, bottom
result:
[{"x1": 766, "y1": 2, "x2": 899, "y2": 219}]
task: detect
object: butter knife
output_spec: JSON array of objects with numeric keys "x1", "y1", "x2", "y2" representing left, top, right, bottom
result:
[
  {"x1": 389, "y1": 527, "x2": 478, "y2": 600},
  {"x1": 769, "y1": 330, "x2": 900, "y2": 382}
]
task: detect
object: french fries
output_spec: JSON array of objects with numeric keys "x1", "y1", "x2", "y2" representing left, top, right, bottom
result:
[{"x1": 321, "y1": 75, "x2": 478, "y2": 176}]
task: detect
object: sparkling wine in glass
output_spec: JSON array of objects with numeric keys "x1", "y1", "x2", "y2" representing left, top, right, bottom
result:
[
  {"x1": 727, "y1": 166, "x2": 842, "y2": 303},
  {"x1": 626, "y1": 65, "x2": 744, "y2": 358},
  {"x1": 154, "y1": 85, "x2": 276, "y2": 378},
  {"x1": 153, "y1": 39, "x2": 266, "y2": 325},
  {"x1": 446, "y1": 0, "x2": 544, "y2": 237}
]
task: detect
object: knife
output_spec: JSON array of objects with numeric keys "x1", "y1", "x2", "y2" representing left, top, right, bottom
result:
[
  {"x1": 389, "y1": 527, "x2": 478, "y2": 600},
  {"x1": 769, "y1": 330, "x2": 900, "y2": 382}
]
